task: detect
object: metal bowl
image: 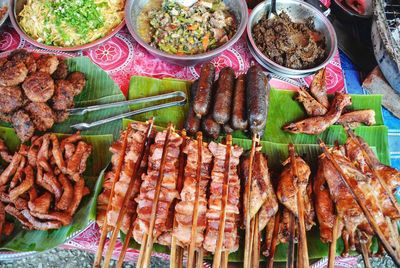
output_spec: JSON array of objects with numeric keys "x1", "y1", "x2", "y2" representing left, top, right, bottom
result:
[
  {"x1": 247, "y1": 0, "x2": 337, "y2": 77},
  {"x1": 9, "y1": 0, "x2": 125, "y2": 51},
  {"x1": 0, "y1": 0, "x2": 8, "y2": 27},
  {"x1": 125, "y1": 0, "x2": 248, "y2": 66}
]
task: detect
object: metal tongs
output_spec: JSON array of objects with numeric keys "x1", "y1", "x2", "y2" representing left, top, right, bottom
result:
[{"x1": 69, "y1": 91, "x2": 187, "y2": 130}]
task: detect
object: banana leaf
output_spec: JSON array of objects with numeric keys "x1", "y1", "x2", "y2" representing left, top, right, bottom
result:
[
  {"x1": 128, "y1": 76, "x2": 191, "y2": 129},
  {"x1": 0, "y1": 126, "x2": 113, "y2": 252}
]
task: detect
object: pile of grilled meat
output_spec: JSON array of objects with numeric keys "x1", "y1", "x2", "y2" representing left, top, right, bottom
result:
[
  {"x1": 185, "y1": 64, "x2": 269, "y2": 139},
  {"x1": 97, "y1": 120, "x2": 400, "y2": 261},
  {"x1": 0, "y1": 132, "x2": 91, "y2": 231},
  {"x1": 0, "y1": 49, "x2": 86, "y2": 142},
  {"x1": 284, "y1": 68, "x2": 376, "y2": 134}
]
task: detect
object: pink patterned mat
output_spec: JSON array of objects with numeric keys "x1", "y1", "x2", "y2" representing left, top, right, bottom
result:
[{"x1": 0, "y1": 20, "x2": 354, "y2": 267}]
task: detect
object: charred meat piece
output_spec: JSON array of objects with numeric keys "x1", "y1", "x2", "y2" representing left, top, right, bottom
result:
[
  {"x1": 55, "y1": 174, "x2": 73, "y2": 211},
  {"x1": 5, "y1": 205, "x2": 33, "y2": 229},
  {"x1": 310, "y1": 68, "x2": 329, "y2": 108},
  {"x1": 30, "y1": 211, "x2": 72, "y2": 226},
  {"x1": 185, "y1": 80, "x2": 201, "y2": 135},
  {"x1": 231, "y1": 74, "x2": 248, "y2": 130},
  {"x1": 201, "y1": 114, "x2": 221, "y2": 139},
  {"x1": 20, "y1": 209, "x2": 62, "y2": 230},
  {"x1": 28, "y1": 192, "x2": 52, "y2": 214},
  {"x1": 8, "y1": 49, "x2": 37, "y2": 74},
  {"x1": 296, "y1": 86, "x2": 328, "y2": 116},
  {"x1": 53, "y1": 110, "x2": 69, "y2": 123},
  {"x1": 0, "y1": 112, "x2": 12, "y2": 123},
  {"x1": 337, "y1": 110, "x2": 376, "y2": 128},
  {"x1": 193, "y1": 63, "x2": 215, "y2": 117},
  {"x1": 24, "y1": 102, "x2": 55, "y2": 131},
  {"x1": 67, "y1": 72, "x2": 86, "y2": 95},
  {"x1": 12, "y1": 110, "x2": 35, "y2": 143},
  {"x1": 0, "y1": 86, "x2": 23, "y2": 113},
  {"x1": 284, "y1": 93, "x2": 352, "y2": 135},
  {"x1": 36, "y1": 54, "x2": 59, "y2": 75},
  {"x1": 9, "y1": 166, "x2": 34, "y2": 201},
  {"x1": 246, "y1": 65, "x2": 269, "y2": 137},
  {"x1": 213, "y1": 67, "x2": 235, "y2": 124},
  {"x1": 51, "y1": 80, "x2": 76, "y2": 111},
  {"x1": 52, "y1": 59, "x2": 69, "y2": 80},
  {"x1": 66, "y1": 141, "x2": 92, "y2": 181},
  {"x1": 0, "y1": 139, "x2": 13, "y2": 163},
  {"x1": 0, "y1": 153, "x2": 23, "y2": 186},
  {"x1": 314, "y1": 159, "x2": 336, "y2": 243},
  {"x1": 22, "y1": 72, "x2": 55, "y2": 102},
  {"x1": 0, "y1": 61, "x2": 28, "y2": 87},
  {"x1": 277, "y1": 155, "x2": 315, "y2": 230}
]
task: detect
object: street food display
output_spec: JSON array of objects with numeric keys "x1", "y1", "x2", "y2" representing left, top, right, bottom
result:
[
  {"x1": 138, "y1": 0, "x2": 237, "y2": 55},
  {"x1": 0, "y1": 133, "x2": 91, "y2": 231},
  {"x1": 0, "y1": 50, "x2": 86, "y2": 142},
  {"x1": 17, "y1": 0, "x2": 125, "y2": 47}
]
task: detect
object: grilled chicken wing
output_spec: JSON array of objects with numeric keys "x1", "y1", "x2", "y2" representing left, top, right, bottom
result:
[
  {"x1": 284, "y1": 93, "x2": 352, "y2": 134},
  {"x1": 296, "y1": 87, "x2": 328, "y2": 116},
  {"x1": 337, "y1": 110, "x2": 376, "y2": 128},
  {"x1": 309, "y1": 68, "x2": 329, "y2": 108}
]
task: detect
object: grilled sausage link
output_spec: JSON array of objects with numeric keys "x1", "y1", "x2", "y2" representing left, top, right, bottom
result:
[
  {"x1": 231, "y1": 74, "x2": 248, "y2": 130},
  {"x1": 202, "y1": 114, "x2": 221, "y2": 139},
  {"x1": 185, "y1": 80, "x2": 201, "y2": 135},
  {"x1": 193, "y1": 63, "x2": 215, "y2": 118},
  {"x1": 212, "y1": 67, "x2": 235, "y2": 125},
  {"x1": 246, "y1": 65, "x2": 269, "y2": 137}
]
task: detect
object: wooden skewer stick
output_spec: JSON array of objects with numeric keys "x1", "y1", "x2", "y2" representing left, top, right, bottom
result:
[
  {"x1": 137, "y1": 234, "x2": 148, "y2": 267},
  {"x1": 319, "y1": 140, "x2": 400, "y2": 266},
  {"x1": 345, "y1": 127, "x2": 400, "y2": 216},
  {"x1": 328, "y1": 216, "x2": 340, "y2": 268},
  {"x1": 244, "y1": 134, "x2": 260, "y2": 268},
  {"x1": 170, "y1": 130, "x2": 187, "y2": 268},
  {"x1": 252, "y1": 212, "x2": 260, "y2": 268},
  {"x1": 221, "y1": 251, "x2": 229, "y2": 268},
  {"x1": 288, "y1": 143, "x2": 309, "y2": 268},
  {"x1": 286, "y1": 211, "x2": 296, "y2": 268},
  {"x1": 93, "y1": 126, "x2": 131, "y2": 268},
  {"x1": 196, "y1": 249, "x2": 204, "y2": 268},
  {"x1": 358, "y1": 231, "x2": 372, "y2": 268},
  {"x1": 116, "y1": 138, "x2": 153, "y2": 268},
  {"x1": 387, "y1": 217, "x2": 400, "y2": 258},
  {"x1": 103, "y1": 119, "x2": 155, "y2": 268},
  {"x1": 140, "y1": 123, "x2": 174, "y2": 268},
  {"x1": 212, "y1": 135, "x2": 232, "y2": 268},
  {"x1": 267, "y1": 210, "x2": 281, "y2": 268},
  {"x1": 187, "y1": 132, "x2": 203, "y2": 268}
]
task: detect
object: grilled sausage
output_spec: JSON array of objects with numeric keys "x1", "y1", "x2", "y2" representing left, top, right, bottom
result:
[
  {"x1": 202, "y1": 114, "x2": 221, "y2": 139},
  {"x1": 213, "y1": 67, "x2": 235, "y2": 124},
  {"x1": 223, "y1": 123, "x2": 234, "y2": 134},
  {"x1": 193, "y1": 63, "x2": 215, "y2": 117},
  {"x1": 185, "y1": 80, "x2": 201, "y2": 135},
  {"x1": 231, "y1": 74, "x2": 248, "y2": 130},
  {"x1": 246, "y1": 65, "x2": 269, "y2": 137}
]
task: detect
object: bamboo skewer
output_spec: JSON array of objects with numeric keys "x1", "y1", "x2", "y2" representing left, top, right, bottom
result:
[
  {"x1": 267, "y1": 210, "x2": 281, "y2": 268},
  {"x1": 289, "y1": 144, "x2": 309, "y2": 268},
  {"x1": 221, "y1": 251, "x2": 229, "y2": 268},
  {"x1": 139, "y1": 123, "x2": 174, "y2": 268},
  {"x1": 196, "y1": 249, "x2": 204, "y2": 268},
  {"x1": 93, "y1": 126, "x2": 131, "y2": 268},
  {"x1": 286, "y1": 211, "x2": 296, "y2": 268},
  {"x1": 358, "y1": 231, "x2": 372, "y2": 268},
  {"x1": 212, "y1": 134, "x2": 232, "y2": 268},
  {"x1": 103, "y1": 120, "x2": 155, "y2": 268},
  {"x1": 170, "y1": 130, "x2": 187, "y2": 268},
  {"x1": 319, "y1": 140, "x2": 400, "y2": 266},
  {"x1": 345, "y1": 127, "x2": 400, "y2": 216},
  {"x1": 252, "y1": 212, "x2": 260, "y2": 268},
  {"x1": 328, "y1": 216, "x2": 340, "y2": 268},
  {"x1": 244, "y1": 134, "x2": 259, "y2": 268},
  {"x1": 187, "y1": 132, "x2": 203, "y2": 268}
]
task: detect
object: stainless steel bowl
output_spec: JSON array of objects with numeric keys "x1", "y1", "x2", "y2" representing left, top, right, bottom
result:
[
  {"x1": 247, "y1": 0, "x2": 337, "y2": 77},
  {"x1": 125, "y1": 0, "x2": 248, "y2": 66},
  {"x1": 0, "y1": 0, "x2": 8, "y2": 27},
  {"x1": 9, "y1": 0, "x2": 125, "y2": 51}
]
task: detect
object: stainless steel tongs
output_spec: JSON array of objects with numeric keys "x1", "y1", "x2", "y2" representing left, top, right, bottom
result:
[{"x1": 69, "y1": 91, "x2": 187, "y2": 130}]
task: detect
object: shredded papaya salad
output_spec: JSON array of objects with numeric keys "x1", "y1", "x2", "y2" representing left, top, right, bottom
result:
[
  {"x1": 18, "y1": 0, "x2": 124, "y2": 47},
  {"x1": 145, "y1": 0, "x2": 237, "y2": 55}
]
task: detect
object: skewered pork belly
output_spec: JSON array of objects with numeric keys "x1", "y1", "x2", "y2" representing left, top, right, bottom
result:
[
  {"x1": 276, "y1": 156, "x2": 315, "y2": 230},
  {"x1": 133, "y1": 129, "x2": 182, "y2": 244},
  {"x1": 203, "y1": 141, "x2": 243, "y2": 253},
  {"x1": 173, "y1": 138, "x2": 213, "y2": 248},
  {"x1": 97, "y1": 122, "x2": 153, "y2": 233},
  {"x1": 241, "y1": 150, "x2": 278, "y2": 230}
]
